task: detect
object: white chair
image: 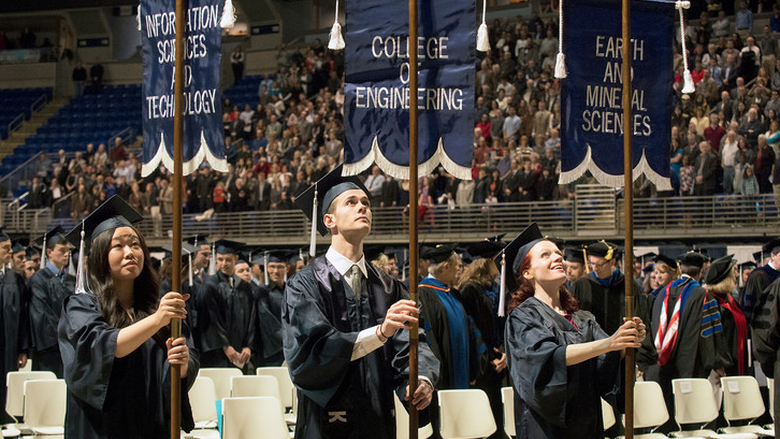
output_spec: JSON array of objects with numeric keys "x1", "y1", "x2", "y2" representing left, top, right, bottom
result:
[
  {"x1": 186, "y1": 376, "x2": 220, "y2": 439},
  {"x1": 23, "y1": 379, "x2": 66, "y2": 435},
  {"x1": 438, "y1": 389, "x2": 497, "y2": 439},
  {"x1": 626, "y1": 381, "x2": 671, "y2": 439},
  {"x1": 501, "y1": 387, "x2": 515, "y2": 438},
  {"x1": 256, "y1": 366, "x2": 297, "y2": 424},
  {"x1": 766, "y1": 377, "x2": 775, "y2": 431},
  {"x1": 5, "y1": 370, "x2": 56, "y2": 420},
  {"x1": 230, "y1": 375, "x2": 280, "y2": 399},
  {"x1": 602, "y1": 397, "x2": 616, "y2": 432},
  {"x1": 198, "y1": 368, "x2": 243, "y2": 401},
  {"x1": 393, "y1": 392, "x2": 434, "y2": 439},
  {"x1": 720, "y1": 376, "x2": 774, "y2": 437},
  {"x1": 671, "y1": 378, "x2": 757, "y2": 439},
  {"x1": 221, "y1": 397, "x2": 289, "y2": 439}
]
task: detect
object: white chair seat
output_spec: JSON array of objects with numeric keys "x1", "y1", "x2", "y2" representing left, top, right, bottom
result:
[
  {"x1": 183, "y1": 429, "x2": 221, "y2": 439},
  {"x1": 721, "y1": 425, "x2": 773, "y2": 436},
  {"x1": 31, "y1": 426, "x2": 65, "y2": 435},
  {"x1": 671, "y1": 430, "x2": 719, "y2": 437},
  {"x1": 438, "y1": 389, "x2": 497, "y2": 439}
]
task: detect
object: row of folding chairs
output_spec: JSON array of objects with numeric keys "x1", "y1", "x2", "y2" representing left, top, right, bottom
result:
[{"x1": 4, "y1": 371, "x2": 65, "y2": 437}]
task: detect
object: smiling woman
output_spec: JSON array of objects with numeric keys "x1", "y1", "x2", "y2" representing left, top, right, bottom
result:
[
  {"x1": 57, "y1": 195, "x2": 199, "y2": 439},
  {"x1": 502, "y1": 223, "x2": 646, "y2": 439}
]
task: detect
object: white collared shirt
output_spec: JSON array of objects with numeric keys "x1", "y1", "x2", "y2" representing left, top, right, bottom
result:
[{"x1": 326, "y1": 246, "x2": 368, "y2": 278}]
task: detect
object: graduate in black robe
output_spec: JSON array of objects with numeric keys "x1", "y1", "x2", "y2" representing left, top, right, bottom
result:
[
  {"x1": 0, "y1": 230, "x2": 31, "y2": 423},
  {"x1": 285, "y1": 166, "x2": 440, "y2": 439},
  {"x1": 636, "y1": 251, "x2": 723, "y2": 433},
  {"x1": 28, "y1": 227, "x2": 75, "y2": 377},
  {"x1": 254, "y1": 250, "x2": 288, "y2": 366},
  {"x1": 742, "y1": 238, "x2": 780, "y2": 325},
  {"x1": 502, "y1": 224, "x2": 646, "y2": 439},
  {"x1": 198, "y1": 239, "x2": 256, "y2": 372},
  {"x1": 58, "y1": 195, "x2": 197, "y2": 439},
  {"x1": 158, "y1": 242, "x2": 199, "y2": 346}
]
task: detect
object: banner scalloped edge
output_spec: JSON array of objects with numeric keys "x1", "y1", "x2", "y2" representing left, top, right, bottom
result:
[
  {"x1": 342, "y1": 136, "x2": 472, "y2": 180},
  {"x1": 559, "y1": 144, "x2": 672, "y2": 190},
  {"x1": 141, "y1": 129, "x2": 229, "y2": 177}
]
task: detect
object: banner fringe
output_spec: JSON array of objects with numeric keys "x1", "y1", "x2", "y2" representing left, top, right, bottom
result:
[
  {"x1": 559, "y1": 144, "x2": 672, "y2": 190},
  {"x1": 342, "y1": 136, "x2": 472, "y2": 180},
  {"x1": 141, "y1": 130, "x2": 229, "y2": 177}
]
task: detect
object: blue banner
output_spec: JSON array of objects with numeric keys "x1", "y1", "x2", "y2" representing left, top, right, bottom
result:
[
  {"x1": 559, "y1": 0, "x2": 673, "y2": 190},
  {"x1": 141, "y1": 0, "x2": 228, "y2": 176},
  {"x1": 342, "y1": 0, "x2": 475, "y2": 180}
]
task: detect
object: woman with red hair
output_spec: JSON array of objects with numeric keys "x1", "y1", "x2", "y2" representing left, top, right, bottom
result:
[{"x1": 500, "y1": 223, "x2": 646, "y2": 439}]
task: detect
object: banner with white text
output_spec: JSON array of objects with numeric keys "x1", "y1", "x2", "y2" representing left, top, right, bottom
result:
[
  {"x1": 342, "y1": 0, "x2": 475, "y2": 180},
  {"x1": 141, "y1": 0, "x2": 228, "y2": 177},
  {"x1": 559, "y1": 0, "x2": 673, "y2": 189}
]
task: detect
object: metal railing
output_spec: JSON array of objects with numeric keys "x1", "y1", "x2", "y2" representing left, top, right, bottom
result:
[
  {"x1": 6, "y1": 112, "x2": 24, "y2": 138},
  {"x1": 3, "y1": 192, "x2": 775, "y2": 245}
]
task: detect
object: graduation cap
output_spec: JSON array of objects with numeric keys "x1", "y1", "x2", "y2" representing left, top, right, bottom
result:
[
  {"x1": 214, "y1": 239, "x2": 244, "y2": 255},
  {"x1": 704, "y1": 254, "x2": 736, "y2": 285},
  {"x1": 365, "y1": 245, "x2": 389, "y2": 262},
  {"x1": 25, "y1": 245, "x2": 40, "y2": 261},
  {"x1": 739, "y1": 261, "x2": 757, "y2": 271},
  {"x1": 162, "y1": 242, "x2": 198, "y2": 260},
  {"x1": 754, "y1": 251, "x2": 764, "y2": 264},
  {"x1": 544, "y1": 235, "x2": 565, "y2": 250},
  {"x1": 420, "y1": 245, "x2": 434, "y2": 260},
  {"x1": 65, "y1": 195, "x2": 144, "y2": 294},
  {"x1": 468, "y1": 240, "x2": 504, "y2": 260},
  {"x1": 427, "y1": 243, "x2": 458, "y2": 264},
  {"x1": 638, "y1": 252, "x2": 658, "y2": 266},
  {"x1": 495, "y1": 223, "x2": 545, "y2": 318},
  {"x1": 0, "y1": 227, "x2": 9, "y2": 243},
  {"x1": 293, "y1": 164, "x2": 370, "y2": 256},
  {"x1": 185, "y1": 234, "x2": 210, "y2": 247},
  {"x1": 763, "y1": 238, "x2": 780, "y2": 254},
  {"x1": 642, "y1": 263, "x2": 655, "y2": 274},
  {"x1": 678, "y1": 251, "x2": 706, "y2": 269},
  {"x1": 39, "y1": 226, "x2": 70, "y2": 268},
  {"x1": 653, "y1": 254, "x2": 677, "y2": 269},
  {"x1": 564, "y1": 247, "x2": 585, "y2": 265},
  {"x1": 584, "y1": 240, "x2": 618, "y2": 261},
  {"x1": 11, "y1": 239, "x2": 27, "y2": 254}
]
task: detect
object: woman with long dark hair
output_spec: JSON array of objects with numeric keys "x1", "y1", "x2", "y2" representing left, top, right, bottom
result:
[
  {"x1": 502, "y1": 223, "x2": 646, "y2": 439},
  {"x1": 58, "y1": 195, "x2": 198, "y2": 438}
]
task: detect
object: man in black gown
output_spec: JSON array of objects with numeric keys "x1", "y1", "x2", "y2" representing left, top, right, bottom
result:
[
  {"x1": 0, "y1": 229, "x2": 30, "y2": 423},
  {"x1": 28, "y1": 226, "x2": 74, "y2": 377},
  {"x1": 198, "y1": 239, "x2": 257, "y2": 372},
  {"x1": 254, "y1": 250, "x2": 288, "y2": 367},
  {"x1": 742, "y1": 237, "x2": 780, "y2": 325},
  {"x1": 284, "y1": 165, "x2": 440, "y2": 439}
]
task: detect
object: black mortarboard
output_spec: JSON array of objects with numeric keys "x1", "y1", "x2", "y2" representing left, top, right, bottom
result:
[
  {"x1": 678, "y1": 251, "x2": 706, "y2": 269},
  {"x1": 754, "y1": 251, "x2": 764, "y2": 263},
  {"x1": 65, "y1": 195, "x2": 144, "y2": 248},
  {"x1": 265, "y1": 250, "x2": 291, "y2": 264},
  {"x1": 185, "y1": 234, "x2": 210, "y2": 247},
  {"x1": 420, "y1": 245, "x2": 434, "y2": 260},
  {"x1": 0, "y1": 227, "x2": 9, "y2": 243},
  {"x1": 162, "y1": 242, "x2": 198, "y2": 261},
  {"x1": 642, "y1": 263, "x2": 655, "y2": 274},
  {"x1": 12, "y1": 239, "x2": 26, "y2": 254},
  {"x1": 495, "y1": 223, "x2": 545, "y2": 298},
  {"x1": 654, "y1": 254, "x2": 677, "y2": 268},
  {"x1": 365, "y1": 245, "x2": 388, "y2": 262},
  {"x1": 704, "y1": 254, "x2": 736, "y2": 285},
  {"x1": 585, "y1": 241, "x2": 618, "y2": 260},
  {"x1": 564, "y1": 247, "x2": 585, "y2": 264},
  {"x1": 214, "y1": 239, "x2": 244, "y2": 255},
  {"x1": 639, "y1": 252, "x2": 658, "y2": 259},
  {"x1": 739, "y1": 261, "x2": 757, "y2": 270},
  {"x1": 294, "y1": 164, "x2": 371, "y2": 237},
  {"x1": 25, "y1": 245, "x2": 40, "y2": 260},
  {"x1": 427, "y1": 243, "x2": 458, "y2": 264},
  {"x1": 763, "y1": 238, "x2": 780, "y2": 254},
  {"x1": 468, "y1": 240, "x2": 504, "y2": 260},
  {"x1": 41, "y1": 226, "x2": 69, "y2": 249}
]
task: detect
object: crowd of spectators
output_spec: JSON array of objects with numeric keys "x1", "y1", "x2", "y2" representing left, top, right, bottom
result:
[{"x1": 18, "y1": 1, "x2": 780, "y2": 220}]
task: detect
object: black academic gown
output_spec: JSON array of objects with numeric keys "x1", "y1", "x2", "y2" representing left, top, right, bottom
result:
[
  {"x1": 198, "y1": 271, "x2": 257, "y2": 370},
  {"x1": 253, "y1": 281, "x2": 284, "y2": 366},
  {"x1": 0, "y1": 268, "x2": 30, "y2": 422},
  {"x1": 28, "y1": 266, "x2": 75, "y2": 377},
  {"x1": 636, "y1": 277, "x2": 722, "y2": 432},
  {"x1": 742, "y1": 265, "x2": 780, "y2": 325},
  {"x1": 571, "y1": 272, "x2": 650, "y2": 335},
  {"x1": 751, "y1": 278, "x2": 780, "y2": 434},
  {"x1": 159, "y1": 279, "x2": 198, "y2": 350},
  {"x1": 58, "y1": 293, "x2": 198, "y2": 439},
  {"x1": 506, "y1": 297, "x2": 621, "y2": 439},
  {"x1": 282, "y1": 256, "x2": 440, "y2": 439}
]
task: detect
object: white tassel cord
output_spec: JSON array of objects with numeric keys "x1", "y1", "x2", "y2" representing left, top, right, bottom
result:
[
  {"x1": 209, "y1": 243, "x2": 216, "y2": 276},
  {"x1": 264, "y1": 253, "x2": 269, "y2": 285},
  {"x1": 678, "y1": 1, "x2": 695, "y2": 93},
  {"x1": 188, "y1": 253, "x2": 194, "y2": 287},
  {"x1": 310, "y1": 187, "x2": 318, "y2": 257},
  {"x1": 221, "y1": 0, "x2": 236, "y2": 29},
  {"x1": 554, "y1": 0, "x2": 566, "y2": 78},
  {"x1": 136, "y1": 3, "x2": 142, "y2": 31},
  {"x1": 328, "y1": 0, "x2": 345, "y2": 50},
  {"x1": 40, "y1": 235, "x2": 47, "y2": 268},
  {"x1": 498, "y1": 252, "x2": 507, "y2": 317},
  {"x1": 75, "y1": 225, "x2": 87, "y2": 294},
  {"x1": 476, "y1": 0, "x2": 490, "y2": 52}
]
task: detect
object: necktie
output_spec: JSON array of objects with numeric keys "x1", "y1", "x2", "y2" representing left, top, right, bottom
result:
[{"x1": 348, "y1": 265, "x2": 362, "y2": 299}]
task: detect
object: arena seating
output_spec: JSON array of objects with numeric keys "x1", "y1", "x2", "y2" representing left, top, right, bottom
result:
[{"x1": 0, "y1": 87, "x2": 52, "y2": 140}]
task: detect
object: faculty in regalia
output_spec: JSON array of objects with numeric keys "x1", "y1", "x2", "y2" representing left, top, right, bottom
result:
[
  {"x1": 283, "y1": 165, "x2": 440, "y2": 439},
  {"x1": 198, "y1": 239, "x2": 256, "y2": 372},
  {"x1": 29, "y1": 226, "x2": 75, "y2": 377},
  {"x1": 705, "y1": 255, "x2": 749, "y2": 377},
  {"x1": 503, "y1": 223, "x2": 645, "y2": 439},
  {"x1": 742, "y1": 237, "x2": 780, "y2": 325},
  {"x1": 0, "y1": 228, "x2": 30, "y2": 424},
  {"x1": 58, "y1": 195, "x2": 198, "y2": 438}
]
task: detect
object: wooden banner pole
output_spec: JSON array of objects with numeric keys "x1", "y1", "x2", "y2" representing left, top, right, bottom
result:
[{"x1": 408, "y1": 0, "x2": 420, "y2": 437}]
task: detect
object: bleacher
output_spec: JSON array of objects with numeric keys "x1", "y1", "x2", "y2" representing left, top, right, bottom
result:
[
  {"x1": 0, "y1": 87, "x2": 52, "y2": 140},
  {"x1": 222, "y1": 74, "x2": 274, "y2": 109}
]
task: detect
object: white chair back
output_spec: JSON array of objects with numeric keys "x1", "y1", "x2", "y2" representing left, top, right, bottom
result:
[
  {"x1": 601, "y1": 397, "x2": 616, "y2": 431},
  {"x1": 256, "y1": 366, "x2": 295, "y2": 409},
  {"x1": 198, "y1": 367, "x2": 243, "y2": 401},
  {"x1": 5, "y1": 371, "x2": 56, "y2": 418},
  {"x1": 633, "y1": 381, "x2": 669, "y2": 429},
  {"x1": 438, "y1": 389, "x2": 497, "y2": 439},
  {"x1": 672, "y1": 378, "x2": 719, "y2": 426},
  {"x1": 221, "y1": 396, "x2": 289, "y2": 439},
  {"x1": 393, "y1": 392, "x2": 434, "y2": 439},
  {"x1": 23, "y1": 379, "x2": 66, "y2": 435},
  {"x1": 721, "y1": 376, "x2": 766, "y2": 424},
  {"x1": 768, "y1": 377, "x2": 775, "y2": 422},
  {"x1": 501, "y1": 387, "x2": 515, "y2": 437},
  {"x1": 189, "y1": 376, "x2": 218, "y2": 428},
  {"x1": 230, "y1": 375, "x2": 281, "y2": 401}
]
